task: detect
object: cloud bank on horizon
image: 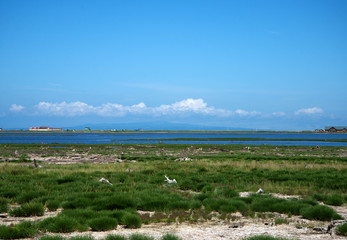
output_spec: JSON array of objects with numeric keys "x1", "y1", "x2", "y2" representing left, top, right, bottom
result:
[{"x1": 9, "y1": 98, "x2": 322, "y2": 118}]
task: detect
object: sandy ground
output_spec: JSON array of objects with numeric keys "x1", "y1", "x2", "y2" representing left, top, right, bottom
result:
[
  {"x1": 2, "y1": 200, "x2": 346, "y2": 240},
  {"x1": 29, "y1": 214, "x2": 347, "y2": 240}
]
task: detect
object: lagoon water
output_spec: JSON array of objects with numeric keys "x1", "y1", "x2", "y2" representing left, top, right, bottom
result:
[{"x1": 0, "y1": 132, "x2": 347, "y2": 146}]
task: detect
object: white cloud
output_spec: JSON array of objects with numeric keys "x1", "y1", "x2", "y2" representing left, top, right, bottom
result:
[
  {"x1": 10, "y1": 104, "x2": 25, "y2": 112},
  {"x1": 22, "y1": 98, "x2": 261, "y2": 118},
  {"x1": 295, "y1": 107, "x2": 323, "y2": 115},
  {"x1": 272, "y1": 112, "x2": 286, "y2": 117},
  {"x1": 35, "y1": 101, "x2": 95, "y2": 116},
  {"x1": 234, "y1": 109, "x2": 260, "y2": 117},
  {"x1": 155, "y1": 98, "x2": 216, "y2": 115}
]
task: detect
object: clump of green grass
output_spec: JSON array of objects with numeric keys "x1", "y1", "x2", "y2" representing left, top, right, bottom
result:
[
  {"x1": 0, "y1": 221, "x2": 37, "y2": 239},
  {"x1": 16, "y1": 190, "x2": 47, "y2": 203},
  {"x1": 324, "y1": 194, "x2": 344, "y2": 206},
  {"x1": 300, "y1": 205, "x2": 343, "y2": 221},
  {"x1": 69, "y1": 236, "x2": 95, "y2": 240},
  {"x1": 336, "y1": 223, "x2": 347, "y2": 236},
  {"x1": 0, "y1": 187, "x2": 19, "y2": 199},
  {"x1": 89, "y1": 217, "x2": 118, "y2": 231},
  {"x1": 38, "y1": 216, "x2": 79, "y2": 233},
  {"x1": 0, "y1": 198, "x2": 9, "y2": 212},
  {"x1": 242, "y1": 235, "x2": 295, "y2": 240},
  {"x1": 274, "y1": 218, "x2": 289, "y2": 225},
  {"x1": 9, "y1": 202, "x2": 45, "y2": 217},
  {"x1": 129, "y1": 234, "x2": 154, "y2": 240},
  {"x1": 103, "y1": 235, "x2": 127, "y2": 240},
  {"x1": 47, "y1": 200, "x2": 61, "y2": 211},
  {"x1": 122, "y1": 213, "x2": 142, "y2": 228},
  {"x1": 161, "y1": 233, "x2": 182, "y2": 240},
  {"x1": 39, "y1": 236, "x2": 66, "y2": 240},
  {"x1": 216, "y1": 186, "x2": 239, "y2": 198}
]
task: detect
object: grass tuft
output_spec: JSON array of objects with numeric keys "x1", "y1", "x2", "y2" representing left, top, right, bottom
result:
[
  {"x1": 9, "y1": 202, "x2": 45, "y2": 217},
  {"x1": 89, "y1": 217, "x2": 118, "y2": 231},
  {"x1": 336, "y1": 223, "x2": 347, "y2": 236}
]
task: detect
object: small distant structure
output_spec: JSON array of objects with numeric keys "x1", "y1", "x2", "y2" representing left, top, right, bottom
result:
[
  {"x1": 0, "y1": 128, "x2": 3, "y2": 131},
  {"x1": 325, "y1": 126, "x2": 347, "y2": 132},
  {"x1": 314, "y1": 129, "x2": 324, "y2": 132},
  {"x1": 29, "y1": 127, "x2": 62, "y2": 131},
  {"x1": 85, "y1": 127, "x2": 91, "y2": 131}
]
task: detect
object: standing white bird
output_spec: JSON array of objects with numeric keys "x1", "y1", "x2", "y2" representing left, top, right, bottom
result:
[
  {"x1": 99, "y1": 177, "x2": 113, "y2": 185},
  {"x1": 164, "y1": 175, "x2": 177, "y2": 184}
]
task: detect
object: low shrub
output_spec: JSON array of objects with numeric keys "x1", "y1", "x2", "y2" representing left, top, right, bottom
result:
[
  {"x1": 9, "y1": 202, "x2": 45, "y2": 217},
  {"x1": 122, "y1": 213, "x2": 142, "y2": 228},
  {"x1": 336, "y1": 223, "x2": 347, "y2": 236},
  {"x1": 161, "y1": 233, "x2": 182, "y2": 240},
  {"x1": 89, "y1": 217, "x2": 118, "y2": 231},
  {"x1": 300, "y1": 205, "x2": 343, "y2": 221},
  {"x1": 129, "y1": 234, "x2": 154, "y2": 240},
  {"x1": 0, "y1": 221, "x2": 37, "y2": 239},
  {"x1": 104, "y1": 234, "x2": 128, "y2": 240}
]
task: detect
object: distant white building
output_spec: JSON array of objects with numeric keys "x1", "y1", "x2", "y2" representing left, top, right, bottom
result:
[{"x1": 29, "y1": 127, "x2": 62, "y2": 131}]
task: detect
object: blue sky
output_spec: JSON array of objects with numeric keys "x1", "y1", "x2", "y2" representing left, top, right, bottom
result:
[{"x1": 1, "y1": 0, "x2": 346, "y2": 130}]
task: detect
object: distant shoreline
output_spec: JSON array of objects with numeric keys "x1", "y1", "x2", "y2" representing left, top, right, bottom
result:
[{"x1": 1, "y1": 130, "x2": 345, "y2": 134}]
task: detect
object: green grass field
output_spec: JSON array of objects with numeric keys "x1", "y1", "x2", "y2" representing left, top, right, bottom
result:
[{"x1": 0, "y1": 143, "x2": 346, "y2": 239}]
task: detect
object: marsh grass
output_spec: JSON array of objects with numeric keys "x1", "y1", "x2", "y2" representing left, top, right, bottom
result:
[
  {"x1": 0, "y1": 143, "x2": 346, "y2": 238},
  {"x1": 38, "y1": 216, "x2": 79, "y2": 233},
  {"x1": 336, "y1": 223, "x2": 347, "y2": 236},
  {"x1": 122, "y1": 213, "x2": 142, "y2": 228},
  {"x1": 88, "y1": 217, "x2": 118, "y2": 231},
  {"x1": 104, "y1": 235, "x2": 127, "y2": 240},
  {"x1": 9, "y1": 202, "x2": 45, "y2": 217},
  {"x1": 0, "y1": 198, "x2": 9, "y2": 213},
  {"x1": 161, "y1": 234, "x2": 182, "y2": 240},
  {"x1": 0, "y1": 221, "x2": 37, "y2": 239},
  {"x1": 300, "y1": 205, "x2": 343, "y2": 221},
  {"x1": 128, "y1": 234, "x2": 154, "y2": 240},
  {"x1": 47, "y1": 200, "x2": 61, "y2": 211},
  {"x1": 274, "y1": 218, "x2": 289, "y2": 225}
]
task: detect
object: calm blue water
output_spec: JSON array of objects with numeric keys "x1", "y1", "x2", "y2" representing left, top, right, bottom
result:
[{"x1": 0, "y1": 132, "x2": 347, "y2": 146}]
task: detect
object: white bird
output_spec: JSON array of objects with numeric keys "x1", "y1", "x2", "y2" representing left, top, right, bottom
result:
[
  {"x1": 99, "y1": 177, "x2": 113, "y2": 185},
  {"x1": 164, "y1": 175, "x2": 177, "y2": 184},
  {"x1": 256, "y1": 188, "x2": 264, "y2": 194}
]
